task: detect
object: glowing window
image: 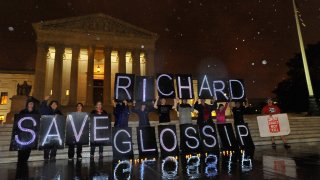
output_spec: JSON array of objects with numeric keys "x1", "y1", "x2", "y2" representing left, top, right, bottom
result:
[{"x1": 0, "y1": 92, "x2": 8, "y2": 105}]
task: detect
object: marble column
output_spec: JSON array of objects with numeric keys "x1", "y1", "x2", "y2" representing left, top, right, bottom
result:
[
  {"x1": 33, "y1": 43, "x2": 48, "y2": 100},
  {"x1": 118, "y1": 49, "x2": 126, "y2": 73},
  {"x1": 145, "y1": 49, "x2": 155, "y2": 76},
  {"x1": 132, "y1": 50, "x2": 141, "y2": 75},
  {"x1": 103, "y1": 48, "x2": 112, "y2": 105},
  {"x1": 69, "y1": 46, "x2": 80, "y2": 105},
  {"x1": 86, "y1": 46, "x2": 95, "y2": 106},
  {"x1": 51, "y1": 45, "x2": 65, "y2": 102}
]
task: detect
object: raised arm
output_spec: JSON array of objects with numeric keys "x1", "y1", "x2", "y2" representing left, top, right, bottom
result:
[
  {"x1": 193, "y1": 98, "x2": 200, "y2": 110},
  {"x1": 39, "y1": 95, "x2": 50, "y2": 114},
  {"x1": 209, "y1": 97, "x2": 218, "y2": 110},
  {"x1": 224, "y1": 102, "x2": 229, "y2": 111},
  {"x1": 112, "y1": 99, "x2": 117, "y2": 108},
  {"x1": 154, "y1": 96, "x2": 159, "y2": 109},
  {"x1": 243, "y1": 98, "x2": 249, "y2": 108},
  {"x1": 173, "y1": 97, "x2": 179, "y2": 110}
]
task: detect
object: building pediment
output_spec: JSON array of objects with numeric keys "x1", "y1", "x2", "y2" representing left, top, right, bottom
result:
[{"x1": 33, "y1": 13, "x2": 158, "y2": 39}]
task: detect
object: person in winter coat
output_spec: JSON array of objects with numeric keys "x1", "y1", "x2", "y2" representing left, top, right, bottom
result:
[
  {"x1": 131, "y1": 100, "x2": 153, "y2": 126},
  {"x1": 231, "y1": 99, "x2": 249, "y2": 126},
  {"x1": 68, "y1": 103, "x2": 84, "y2": 161},
  {"x1": 153, "y1": 96, "x2": 176, "y2": 123},
  {"x1": 17, "y1": 98, "x2": 40, "y2": 163},
  {"x1": 194, "y1": 97, "x2": 217, "y2": 125},
  {"x1": 262, "y1": 98, "x2": 290, "y2": 149},
  {"x1": 39, "y1": 96, "x2": 63, "y2": 161},
  {"x1": 90, "y1": 101, "x2": 108, "y2": 159},
  {"x1": 175, "y1": 98, "x2": 194, "y2": 124},
  {"x1": 215, "y1": 102, "x2": 229, "y2": 123},
  {"x1": 113, "y1": 100, "x2": 130, "y2": 128}
]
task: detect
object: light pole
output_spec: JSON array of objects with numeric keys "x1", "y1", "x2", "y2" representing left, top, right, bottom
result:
[{"x1": 292, "y1": 0, "x2": 320, "y2": 115}]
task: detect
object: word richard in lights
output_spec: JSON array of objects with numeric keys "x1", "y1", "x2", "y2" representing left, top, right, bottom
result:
[{"x1": 115, "y1": 73, "x2": 246, "y2": 101}]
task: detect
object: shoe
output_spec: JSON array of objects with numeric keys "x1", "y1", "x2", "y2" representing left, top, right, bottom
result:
[
  {"x1": 68, "y1": 158, "x2": 73, "y2": 161},
  {"x1": 77, "y1": 156, "x2": 82, "y2": 160},
  {"x1": 284, "y1": 143, "x2": 291, "y2": 149},
  {"x1": 272, "y1": 143, "x2": 276, "y2": 149}
]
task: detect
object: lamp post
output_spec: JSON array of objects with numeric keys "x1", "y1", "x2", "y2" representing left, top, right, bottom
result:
[{"x1": 292, "y1": 0, "x2": 320, "y2": 115}]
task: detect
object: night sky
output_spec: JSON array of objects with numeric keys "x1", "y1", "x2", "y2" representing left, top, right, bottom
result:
[{"x1": 1, "y1": 0, "x2": 320, "y2": 98}]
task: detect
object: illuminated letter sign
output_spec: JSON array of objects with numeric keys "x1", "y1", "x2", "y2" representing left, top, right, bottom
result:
[
  {"x1": 135, "y1": 76, "x2": 155, "y2": 102},
  {"x1": 199, "y1": 124, "x2": 219, "y2": 153},
  {"x1": 180, "y1": 124, "x2": 201, "y2": 154},
  {"x1": 10, "y1": 114, "x2": 40, "y2": 150},
  {"x1": 198, "y1": 75, "x2": 213, "y2": 99},
  {"x1": 39, "y1": 115, "x2": 66, "y2": 149},
  {"x1": 90, "y1": 115, "x2": 111, "y2": 146},
  {"x1": 217, "y1": 123, "x2": 239, "y2": 152},
  {"x1": 114, "y1": 73, "x2": 135, "y2": 100},
  {"x1": 229, "y1": 79, "x2": 245, "y2": 101},
  {"x1": 212, "y1": 80, "x2": 229, "y2": 101},
  {"x1": 112, "y1": 127, "x2": 134, "y2": 159},
  {"x1": 66, "y1": 112, "x2": 89, "y2": 145},
  {"x1": 176, "y1": 74, "x2": 194, "y2": 99},
  {"x1": 235, "y1": 123, "x2": 255, "y2": 150},
  {"x1": 137, "y1": 127, "x2": 158, "y2": 157},
  {"x1": 156, "y1": 74, "x2": 175, "y2": 98},
  {"x1": 158, "y1": 125, "x2": 179, "y2": 157}
]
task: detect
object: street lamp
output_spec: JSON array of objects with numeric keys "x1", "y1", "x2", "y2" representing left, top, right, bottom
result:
[{"x1": 292, "y1": 0, "x2": 320, "y2": 115}]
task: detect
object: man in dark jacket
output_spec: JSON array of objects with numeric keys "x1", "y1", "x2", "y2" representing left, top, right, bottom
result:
[
  {"x1": 39, "y1": 96, "x2": 63, "y2": 160},
  {"x1": 194, "y1": 97, "x2": 217, "y2": 126},
  {"x1": 113, "y1": 100, "x2": 130, "y2": 128},
  {"x1": 17, "y1": 98, "x2": 40, "y2": 163}
]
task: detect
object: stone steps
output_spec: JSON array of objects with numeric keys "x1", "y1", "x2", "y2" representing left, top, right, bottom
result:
[{"x1": 0, "y1": 115, "x2": 320, "y2": 163}]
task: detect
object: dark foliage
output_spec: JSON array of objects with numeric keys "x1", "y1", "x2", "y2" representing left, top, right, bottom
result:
[{"x1": 273, "y1": 42, "x2": 320, "y2": 112}]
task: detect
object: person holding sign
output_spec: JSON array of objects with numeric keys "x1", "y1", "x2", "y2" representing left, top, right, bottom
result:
[
  {"x1": 17, "y1": 98, "x2": 39, "y2": 163},
  {"x1": 113, "y1": 100, "x2": 130, "y2": 128},
  {"x1": 231, "y1": 99, "x2": 249, "y2": 126},
  {"x1": 262, "y1": 98, "x2": 290, "y2": 149},
  {"x1": 154, "y1": 96, "x2": 176, "y2": 123},
  {"x1": 215, "y1": 102, "x2": 229, "y2": 123},
  {"x1": 39, "y1": 96, "x2": 63, "y2": 160},
  {"x1": 68, "y1": 103, "x2": 84, "y2": 161},
  {"x1": 90, "y1": 101, "x2": 108, "y2": 159},
  {"x1": 194, "y1": 97, "x2": 217, "y2": 126},
  {"x1": 174, "y1": 98, "x2": 194, "y2": 124},
  {"x1": 131, "y1": 100, "x2": 153, "y2": 126}
]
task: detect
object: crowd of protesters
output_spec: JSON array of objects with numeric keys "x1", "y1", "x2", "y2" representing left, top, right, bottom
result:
[{"x1": 16, "y1": 95, "x2": 289, "y2": 163}]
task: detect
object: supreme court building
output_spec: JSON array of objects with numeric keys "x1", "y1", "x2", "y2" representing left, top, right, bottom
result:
[
  {"x1": 32, "y1": 13, "x2": 158, "y2": 106},
  {"x1": 0, "y1": 14, "x2": 158, "y2": 122}
]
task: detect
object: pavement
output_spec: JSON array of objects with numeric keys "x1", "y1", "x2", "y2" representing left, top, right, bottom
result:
[{"x1": 1, "y1": 142, "x2": 320, "y2": 179}]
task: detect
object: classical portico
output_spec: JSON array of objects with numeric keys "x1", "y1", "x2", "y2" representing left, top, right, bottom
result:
[{"x1": 32, "y1": 14, "x2": 158, "y2": 106}]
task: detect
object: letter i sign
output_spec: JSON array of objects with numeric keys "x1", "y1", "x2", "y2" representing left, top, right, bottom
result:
[{"x1": 267, "y1": 116, "x2": 280, "y2": 133}]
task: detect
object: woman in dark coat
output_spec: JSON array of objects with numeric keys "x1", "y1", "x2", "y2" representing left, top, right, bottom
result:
[
  {"x1": 17, "y1": 98, "x2": 39, "y2": 163},
  {"x1": 90, "y1": 101, "x2": 108, "y2": 159},
  {"x1": 113, "y1": 100, "x2": 130, "y2": 128},
  {"x1": 39, "y1": 96, "x2": 63, "y2": 160}
]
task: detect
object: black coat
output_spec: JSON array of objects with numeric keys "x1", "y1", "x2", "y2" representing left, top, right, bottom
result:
[
  {"x1": 39, "y1": 100, "x2": 63, "y2": 115},
  {"x1": 194, "y1": 101, "x2": 217, "y2": 125}
]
